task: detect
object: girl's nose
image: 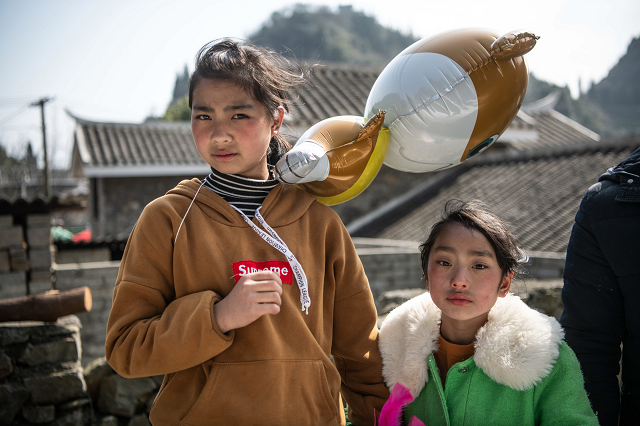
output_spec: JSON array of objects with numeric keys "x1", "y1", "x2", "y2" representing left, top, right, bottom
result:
[
  {"x1": 210, "y1": 123, "x2": 231, "y2": 143},
  {"x1": 450, "y1": 268, "x2": 469, "y2": 289}
]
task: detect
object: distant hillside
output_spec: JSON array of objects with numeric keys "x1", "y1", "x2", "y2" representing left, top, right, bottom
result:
[
  {"x1": 587, "y1": 37, "x2": 640, "y2": 133},
  {"x1": 163, "y1": 4, "x2": 639, "y2": 138},
  {"x1": 524, "y1": 74, "x2": 615, "y2": 137},
  {"x1": 249, "y1": 4, "x2": 418, "y2": 68}
]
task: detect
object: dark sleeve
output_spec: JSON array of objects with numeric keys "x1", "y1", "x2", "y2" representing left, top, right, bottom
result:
[{"x1": 560, "y1": 191, "x2": 624, "y2": 426}]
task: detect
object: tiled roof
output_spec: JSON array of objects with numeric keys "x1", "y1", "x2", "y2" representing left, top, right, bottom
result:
[
  {"x1": 70, "y1": 64, "x2": 601, "y2": 178},
  {"x1": 287, "y1": 64, "x2": 379, "y2": 129},
  {"x1": 349, "y1": 138, "x2": 639, "y2": 254},
  {"x1": 0, "y1": 193, "x2": 86, "y2": 215},
  {"x1": 71, "y1": 118, "x2": 209, "y2": 177},
  {"x1": 500, "y1": 109, "x2": 600, "y2": 150}
]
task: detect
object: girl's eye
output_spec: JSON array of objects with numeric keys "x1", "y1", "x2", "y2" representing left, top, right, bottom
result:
[
  {"x1": 195, "y1": 114, "x2": 210, "y2": 120},
  {"x1": 436, "y1": 260, "x2": 451, "y2": 266},
  {"x1": 473, "y1": 264, "x2": 488, "y2": 270},
  {"x1": 232, "y1": 113, "x2": 248, "y2": 119}
]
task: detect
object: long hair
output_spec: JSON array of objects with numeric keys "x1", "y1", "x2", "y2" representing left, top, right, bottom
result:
[{"x1": 189, "y1": 39, "x2": 308, "y2": 165}]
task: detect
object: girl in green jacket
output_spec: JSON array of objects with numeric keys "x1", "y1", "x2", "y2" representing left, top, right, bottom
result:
[{"x1": 376, "y1": 200, "x2": 599, "y2": 426}]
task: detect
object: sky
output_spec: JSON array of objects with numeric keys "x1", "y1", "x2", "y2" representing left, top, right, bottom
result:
[{"x1": 1, "y1": 0, "x2": 639, "y2": 168}]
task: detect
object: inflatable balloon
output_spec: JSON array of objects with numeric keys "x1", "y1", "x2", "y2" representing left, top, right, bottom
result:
[
  {"x1": 275, "y1": 111, "x2": 388, "y2": 205},
  {"x1": 276, "y1": 28, "x2": 537, "y2": 203},
  {"x1": 365, "y1": 28, "x2": 537, "y2": 172}
]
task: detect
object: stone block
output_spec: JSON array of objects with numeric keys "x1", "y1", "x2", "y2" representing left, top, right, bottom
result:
[
  {"x1": 84, "y1": 357, "x2": 114, "y2": 403},
  {"x1": 0, "y1": 226, "x2": 23, "y2": 249},
  {"x1": 0, "y1": 349, "x2": 12, "y2": 379},
  {"x1": 27, "y1": 227, "x2": 52, "y2": 248},
  {"x1": 9, "y1": 246, "x2": 29, "y2": 271},
  {"x1": 29, "y1": 247, "x2": 53, "y2": 269},
  {"x1": 0, "y1": 382, "x2": 30, "y2": 426},
  {"x1": 23, "y1": 366, "x2": 87, "y2": 404},
  {"x1": 19, "y1": 336, "x2": 79, "y2": 366},
  {"x1": 57, "y1": 397, "x2": 91, "y2": 410},
  {"x1": 0, "y1": 325, "x2": 31, "y2": 345},
  {"x1": 0, "y1": 215, "x2": 13, "y2": 228},
  {"x1": 29, "y1": 275, "x2": 53, "y2": 294},
  {"x1": 22, "y1": 404, "x2": 56, "y2": 424},
  {"x1": 129, "y1": 414, "x2": 152, "y2": 426},
  {"x1": 98, "y1": 374, "x2": 158, "y2": 417},
  {"x1": 27, "y1": 214, "x2": 51, "y2": 227},
  {"x1": 55, "y1": 247, "x2": 111, "y2": 264},
  {"x1": 0, "y1": 272, "x2": 27, "y2": 297},
  {"x1": 99, "y1": 415, "x2": 119, "y2": 426},
  {"x1": 50, "y1": 407, "x2": 89, "y2": 426},
  {"x1": 0, "y1": 250, "x2": 9, "y2": 272}
]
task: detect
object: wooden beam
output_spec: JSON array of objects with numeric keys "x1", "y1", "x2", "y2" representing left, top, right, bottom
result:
[{"x1": 0, "y1": 287, "x2": 92, "y2": 323}]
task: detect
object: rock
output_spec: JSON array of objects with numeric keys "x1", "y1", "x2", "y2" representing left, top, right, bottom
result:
[
  {"x1": 99, "y1": 415, "x2": 120, "y2": 426},
  {"x1": 19, "y1": 337, "x2": 79, "y2": 366},
  {"x1": 0, "y1": 326, "x2": 32, "y2": 346},
  {"x1": 49, "y1": 408, "x2": 88, "y2": 426},
  {"x1": 57, "y1": 398, "x2": 91, "y2": 411},
  {"x1": 0, "y1": 349, "x2": 13, "y2": 379},
  {"x1": 98, "y1": 374, "x2": 158, "y2": 417},
  {"x1": 23, "y1": 366, "x2": 87, "y2": 404},
  {"x1": 377, "y1": 288, "x2": 426, "y2": 314},
  {"x1": 84, "y1": 357, "x2": 115, "y2": 404},
  {"x1": 22, "y1": 404, "x2": 56, "y2": 424},
  {"x1": 128, "y1": 414, "x2": 152, "y2": 426},
  {"x1": 523, "y1": 287, "x2": 564, "y2": 320},
  {"x1": 0, "y1": 382, "x2": 30, "y2": 426}
]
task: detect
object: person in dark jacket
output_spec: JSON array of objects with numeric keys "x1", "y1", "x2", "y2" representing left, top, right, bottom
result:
[{"x1": 561, "y1": 146, "x2": 640, "y2": 426}]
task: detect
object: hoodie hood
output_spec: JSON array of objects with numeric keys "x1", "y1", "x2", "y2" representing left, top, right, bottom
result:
[
  {"x1": 599, "y1": 146, "x2": 640, "y2": 185},
  {"x1": 167, "y1": 178, "x2": 318, "y2": 228},
  {"x1": 379, "y1": 292, "x2": 565, "y2": 397}
]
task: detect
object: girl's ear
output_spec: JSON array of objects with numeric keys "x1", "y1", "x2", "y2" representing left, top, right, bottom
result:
[
  {"x1": 271, "y1": 106, "x2": 285, "y2": 135},
  {"x1": 498, "y1": 271, "x2": 513, "y2": 297}
]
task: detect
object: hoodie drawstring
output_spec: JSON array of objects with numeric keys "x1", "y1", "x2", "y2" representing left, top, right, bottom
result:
[
  {"x1": 231, "y1": 205, "x2": 311, "y2": 314},
  {"x1": 174, "y1": 181, "x2": 206, "y2": 245}
]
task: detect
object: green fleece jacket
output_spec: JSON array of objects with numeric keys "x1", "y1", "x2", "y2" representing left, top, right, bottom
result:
[
  {"x1": 105, "y1": 179, "x2": 388, "y2": 426},
  {"x1": 379, "y1": 292, "x2": 599, "y2": 425}
]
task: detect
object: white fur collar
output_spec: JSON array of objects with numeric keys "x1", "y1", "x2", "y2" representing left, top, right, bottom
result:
[{"x1": 378, "y1": 292, "x2": 564, "y2": 397}]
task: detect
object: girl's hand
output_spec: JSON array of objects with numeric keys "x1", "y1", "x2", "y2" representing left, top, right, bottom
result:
[{"x1": 213, "y1": 270, "x2": 283, "y2": 334}]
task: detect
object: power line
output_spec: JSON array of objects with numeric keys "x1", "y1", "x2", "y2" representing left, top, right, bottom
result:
[{"x1": 0, "y1": 104, "x2": 30, "y2": 126}]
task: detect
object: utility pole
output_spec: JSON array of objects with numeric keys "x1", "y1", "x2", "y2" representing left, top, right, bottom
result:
[{"x1": 30, "y1": 97, "x2": 54, "y2": 197}]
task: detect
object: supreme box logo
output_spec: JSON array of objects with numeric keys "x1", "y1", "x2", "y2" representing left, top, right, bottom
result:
[{"x1": 232, "y1": 260, "x2": 293, "y2": 285}]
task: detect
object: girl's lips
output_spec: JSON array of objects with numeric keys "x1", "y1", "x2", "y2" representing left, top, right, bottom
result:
[
  {"x1": 213, "y1": 153, "x2": 236, "y2": 161},
  {"x1": 447, "y1": 294, "x2": 471, "y2": 306}
]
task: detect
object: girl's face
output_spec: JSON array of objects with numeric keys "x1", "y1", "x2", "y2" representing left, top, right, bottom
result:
[
  {"x1": 191, "y1": 78, "x2": 284, "y2": 180},
  {"x1": 426, "y1": 222, "x2": 511, "y2": 341}
]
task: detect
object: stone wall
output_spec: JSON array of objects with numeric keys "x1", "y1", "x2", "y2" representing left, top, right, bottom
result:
[
  {"x1": 0, "y1": 316, "x2": 161, "y2": 426},
  {"x1": 0, "y1": 316, "x2": 91, "y2": 426},
  {"x1": 54, "y1": 262, "x2": 120, "y2": 364},
  {"x1": 49, "y1": 239, "x2": 566, "y2": 366},
  {"x1": 0, "y1": 213, "x2": 54, "y2": 299},
  {"x1": 91, "y1": 176, "x2": 197, "y2": 239}
]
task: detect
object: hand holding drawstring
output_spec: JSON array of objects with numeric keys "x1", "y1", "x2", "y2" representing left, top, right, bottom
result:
[{"x1": 213, "y1": 270, "x2": 283, "y2": 334}]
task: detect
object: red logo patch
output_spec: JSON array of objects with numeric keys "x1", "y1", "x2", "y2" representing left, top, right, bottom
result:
[{"x1": 232, "y1": 260, "x2": 293, "y2": 285}]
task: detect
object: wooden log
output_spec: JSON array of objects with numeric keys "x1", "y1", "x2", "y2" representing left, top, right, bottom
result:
[{"x1": 0, "y1": 287, "x2": 92, "y2": 323}]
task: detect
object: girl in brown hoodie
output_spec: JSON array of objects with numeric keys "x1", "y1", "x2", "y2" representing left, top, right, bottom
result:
[{"x1": 105, "y1": 39, "x2": 388, "y2": 426}]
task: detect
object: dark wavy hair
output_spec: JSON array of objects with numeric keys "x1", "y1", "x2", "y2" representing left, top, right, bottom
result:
[
  {"x1": 419, "y1": 200, "x2": 528, "y2": 279},
  {"x1": 188, "y1": 38, "x2": 308, "y2": 165}
]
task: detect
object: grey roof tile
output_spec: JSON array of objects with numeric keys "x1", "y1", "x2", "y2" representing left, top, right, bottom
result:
[
  {"x1": 71, "y1": 63, "x2": 603, "y2": 181},
  {"x1": 365, "y1": 141, "x2": 638, "y2": 254}
]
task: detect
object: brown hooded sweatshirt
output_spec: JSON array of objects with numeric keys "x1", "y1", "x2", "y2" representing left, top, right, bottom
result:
[{"x1": 105, "y1": 179, "x2": 388, "y2": 425}]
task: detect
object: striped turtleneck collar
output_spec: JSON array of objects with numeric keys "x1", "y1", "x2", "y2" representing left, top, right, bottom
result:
[{"x1": 202, "y1": 168, "x2": 278, "y2": 218}]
